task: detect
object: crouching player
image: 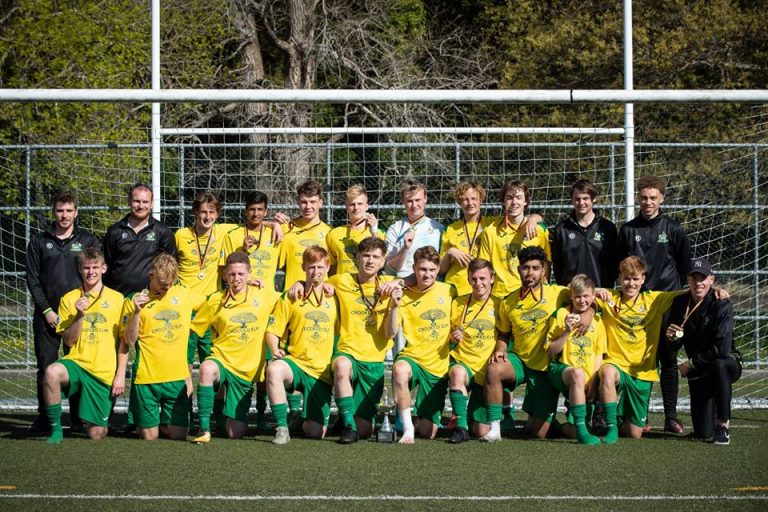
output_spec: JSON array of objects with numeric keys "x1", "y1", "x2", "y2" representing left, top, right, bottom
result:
[
  {"x1": 265, "y1": 246, "x2": 338, "y2": 445},
  {"x1": 44, "y1": 248, "x2": 124, "y2": 444},
  {"x1": 327, "y1": 237, "x2": 396, "y2": 444},
  {"x1": 545, "y1": 274, "x2": 606, "y2": 445},
  {"x1": 446, "y1": 258, "x2": 500, "y2": 443},
  {"x1": 191, "y1": 251, "x2": 280, "y2": 443},
  {"x1": 119, "y1": 254, "x2": 207, "y2": 441},
  {"x1": 385, "y1": 246, "x2": 454, "y2": 444}
]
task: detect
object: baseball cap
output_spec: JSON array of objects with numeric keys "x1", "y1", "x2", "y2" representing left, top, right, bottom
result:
[{"x1": 689, "y1": 257, "x2": 713, "y2": 277}]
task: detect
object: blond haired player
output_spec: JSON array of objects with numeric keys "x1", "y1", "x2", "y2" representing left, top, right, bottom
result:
[
  {"x1": 118, "y1": 254, "x2": 208, "y2": 441},
  {"x1": 326, "y1": 185, "x2": 385, "y2": 276},
  {"x1": 44, "y1": 248, "x2": 123, "y2": 444},
  {"x1": 545, "y1": 274, "x2": 606, "y2": 445},
  {"x1": 191, "y1": 251, "x2": 280, "y2": 443}
]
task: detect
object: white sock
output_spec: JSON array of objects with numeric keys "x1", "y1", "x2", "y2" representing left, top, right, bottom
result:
[
  {"x1": 399, "y1": 408, "x2": 414, "y2": 437},
  {"x1": 486, "y1": 420, "x2": 501, "y2": 439}
]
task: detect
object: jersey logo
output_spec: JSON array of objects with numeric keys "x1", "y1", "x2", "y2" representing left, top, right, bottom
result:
[
  {"x1": 46, "y1": 242, "x2": 53, "y2": 249},
  {"x1": 568, "y1": 233, "x2": 575, "y2": 240},
  {"x1": 101, "y1": 300, "x2": 110, "y2": 309},
  {"x1": 419, "y1": 309, "x2": 448, "y2": 339},
  {"x1": 122, "y1": 232, "x2": 128, "y2": 239},
  {"x1": 299, "y1": 239, "x2": 316, "y2": 249},
  {"x1": 469, "y1": 318, "x2": 495, "y2": 347},
  {"x1": 146, "y1": 231, "x2": 157, "y2": 242},
  {"x1": 437, "y1": 296, "x2": 445, "y2": 305},
  {"x1": 593, "y1": 232, "x2": 603, "y2": 241},
  {"x1": 657, "y1": 232, "x2": 669, "y2": 243},
  {"x1": 153, "y1": 309, "x2": 182, "y2": 341},
  {"x1": 304, "y1": 311, "x2": 330, "y2": 340},
  {"x1": 71, "y1": 242, "x2": 83, "y2": 252},
  {"x1": 571, "y1": 335, "x2": 592, "y2": 365},
  {"x1": 520, "y1": 308, "x2": 548, "y2": 330},
  {"x1": 171, "y1": 296, "x2": 179, "y2": 305},
  {"x1": 231, "y1": 312, "x2": 258, "y2": 344},
  {"x1": 83, "y1": 312, "x2": 107, "y2": 344},
  {"x1": 634, "y1": 235, "x2": 641, "y2": 242}
]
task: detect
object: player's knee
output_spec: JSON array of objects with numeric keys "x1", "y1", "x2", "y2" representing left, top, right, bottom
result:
[
  {"x1": 88, "y1": 426, "x2": 108, "y2": 441},
  {"x1": 332, "y1": 357, "x2": 352, "y2": 379},
  {"x1": 199, "y1": 360, "x2": 218, "y2": 383},
  {"x1": 139, "y1": 428, "x2": 159, "y2": 441},
  {"x1": 448, "y1": 365, "x2": 466, "y2": 387},
  {"x1": 44, "y1": 363, "x2": 64, "y2": 384},
  {"x1": 392, "y1": 362, "x2": 410, "y2": 385},
  {"x1": 569, "y1": 369, "x2": 586, "y2": 388}
]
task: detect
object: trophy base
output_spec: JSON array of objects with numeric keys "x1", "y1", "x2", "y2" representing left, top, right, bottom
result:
[{"x1": 376, "y1": 430, "x2": 397, "y2": 443}]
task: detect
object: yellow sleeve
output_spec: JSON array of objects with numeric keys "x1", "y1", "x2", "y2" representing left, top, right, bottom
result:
[
  {"x1": 439, "y1": 229, "x2": 451, "y2": 258},
  {"x1": 191, "y1": 299, "x2": 211, "y2": 337},
  {"x1": 118, "y1": 297, "x2": 136, "y2": 340},
  {"x1": 267, "y1": 294, "x2": 290, "y2": 338},
  {"x1": 450, "y1": 297, "x2": 462, "y2": 331},
  {"x1": 55, "y1": 291, "x2": 77, "y2": 335},
  {"x1": 596, "y1": 320, "x2": 607, "y2": 356},
  {"x1": 544, "y1": 309, "x2": 567, "y2": 351},
  {"x1": 478, "y1": 229, "x2": 491, "y2": 261},
  {"x1": 497, "y1": 299, "x2": 511, "y2": 335}
]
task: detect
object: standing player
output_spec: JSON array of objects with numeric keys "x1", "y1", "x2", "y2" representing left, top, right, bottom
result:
[
  {"x1": 551, "y1": 179, "x2": 618, "y2": 288},
  {"x1": 385, "y1": 246, "x2": 454, "y2": 444},
  {"x1": 326, "y1": 185, "x2": 384, "y2": 276},
  {"x1": 446, "y1": 258, "x2": 500, "y2": 444},
  {"x1": 175, "y1": 192, "x2": 238, "y2": 365},
  {"x1": 619, "y1": 175, "x2": 691, "y2": 433},
  {"x1": 545, "y1": 274, "x2": 606, "y2": 445},
  {"x1": 265, "y1": 246, "x2": 338, "y2": 444},
  {"x1": 104, "y1": 183, "x2": 176, "y2": 296},
  {"x1": 327, "y1": 237, "x2": 395, "y2": 443},
  {"x1": 191, "y1": 251, "x2": 280, "y2": 443},
  {"x1": 595, "y1": 256, "x2": 684, "y2": 443},
  {"x1": 44, "y1": 248, "x2": 123, "y2": 444},
  {"x1": 478, "y1": 179, "x2": 551, "y2": 299},
  {"x1": 482, "y1": 247, "x2": 584, "y2": 442},
  {"x1": 118, "y1": 254, "x2": 207, "y2": 441},
  {"x1": 26, "y1": 191, "x2": 100, "y2": 433}
]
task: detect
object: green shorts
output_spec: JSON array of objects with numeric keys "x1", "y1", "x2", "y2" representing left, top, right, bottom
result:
[
  {"x1": 283, "y1": 357, "x2": 332, "y2": 426},
  {"x1": 547, "y1": 361, "x2": 570, "y2": 395},
  {"x1": 210, "y1": 358, "x2": 254, "y2": 423},
  {"x1": 612, "y1": 364, "x2": 653, "y2": 428},
  {"x1": 522, "y1": 367, "x2": 558, "y2": 423},
  {"x1": 466, "y1": 352, "x2": 524, "y2": 425},
  {"x1": 58, "y1": 359, "x2": 112, "y2": 427},
  {"x1": 333, "y1": 353, "x2": 384, "y2": 423},
  {"x1": 396, "y1": 356, "x2": 448, "y2": 425},
  {"x1": 187, "y1": 326, "x2": 212, "y2": 366},
  {"x1": 130, "y1": 380, "x2": 190, "y2": 429}
]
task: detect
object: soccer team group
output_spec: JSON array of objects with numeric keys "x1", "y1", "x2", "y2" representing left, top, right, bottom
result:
[{"x1": 25, "y1": 175, "x2": 740, "y2": 447}]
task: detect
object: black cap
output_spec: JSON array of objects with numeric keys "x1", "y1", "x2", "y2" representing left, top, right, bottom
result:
[{"x1": 688, "y1": 257, "x2": 713, "y2": 277}]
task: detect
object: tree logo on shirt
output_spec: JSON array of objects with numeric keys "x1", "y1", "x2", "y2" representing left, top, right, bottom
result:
[
  {"x1": 520, "y1": 308, "x2": 548, "y2": 330},
  {"x1": 419, "y1": 309, "x2": 447, "y2": 339},
  {"x1": 71, "y1": 242, "x2": 83, "y2": 252},
  {"x1": 299, "y1": 239, "x2": 316, "y2": 248},
  {"x1": 469, "y1": 319, "x2": 495, "y2": 347},
  {"x1": 231, "y1": 312, "x2": 258, "y2": 344},
  {"x1": 571, "y1": 335, "x2": 591, "y2": 365},
  {"x1": 84, "y1": 312, "x2": 107, "y2": 344},
  {"x1": 624, "y1": 315, "x2": 643, "y2": 341},
  {"x1": 594, "y1": 232, "x2": 603, "y2": 242},
  {"x1": 153, "y1": 310, "x2": 181, "y2": 341},
  {"x1": 304, "y1": 311, "x2": 330, "y2": 340},
  {"x1": 657, "y1": 232, "x2": 669, "y2": 244},
  {"x1": 250, "y1": 250, "x2": 272, "y2": 269},
  {"x1": 146, "y1": 231, "x2": 157, "y2": 242}
]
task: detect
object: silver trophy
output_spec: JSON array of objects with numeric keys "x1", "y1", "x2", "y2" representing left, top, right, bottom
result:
[{"x1": 376, "y1": 382, "x2": 397, "y2": 443}]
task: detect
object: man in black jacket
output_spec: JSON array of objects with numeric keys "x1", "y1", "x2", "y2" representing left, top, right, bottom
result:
[
  {"x1": 25, "y1": 191, "x2": 101, "y2": 432},
  {"x1": 619, "y1": 175, "x2": 692, "y2": 433},
  {"x1": 552, "y1": 179, "x2": 618, "y2": 288},
  {"x1": 103, "y1": 183, "x2": 175, "y2": 296},
  {"x1": 665, "y1": 258, "x2": 739, "y2": 444}
]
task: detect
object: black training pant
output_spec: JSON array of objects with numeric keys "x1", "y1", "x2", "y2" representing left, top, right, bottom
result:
[
  {"x1": 32, "y1": 310, "x2": 78, "y2": 422},
  {"x1": 687, "y1": 357, "x2": 740, "y2": 439}
]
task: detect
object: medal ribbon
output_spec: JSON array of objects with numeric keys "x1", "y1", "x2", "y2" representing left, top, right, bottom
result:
[
  {"x1": 459, "y1": 294, "x2": 491, "y2": 330},
  {"x1": 80, "y1": 285, "x2": 105, "y2": 311},
  {"x1": 194, "y1": 226, "x2": 213, "y2": 272},
  {"x1": 463, "y1": 215, "x2": 483, "y2": 254},
  {"x1": 243, "y1": 224, "x2": 265, "y2": 252}
]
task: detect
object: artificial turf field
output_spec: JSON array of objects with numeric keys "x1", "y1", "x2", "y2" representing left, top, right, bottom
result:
[{"x1": 1, "y1": 410, "x2": 767, "y2": 512}]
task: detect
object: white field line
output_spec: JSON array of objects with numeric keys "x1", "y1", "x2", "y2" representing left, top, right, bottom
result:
[{"x1": 0, "y1": 494, "x2": 767, "y2": 501}]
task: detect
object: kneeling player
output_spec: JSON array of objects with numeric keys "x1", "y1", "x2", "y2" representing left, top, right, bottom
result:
[
  {"x1": 327, "y1": 237, "x2": 396, "y2": 443},
  {"x1": 192, "y1": 251, "x2": 280, "y2": 443},
  {"x1": 545, "y1": 274, "x2": 606, "y2": 445},
  {"x1": 44, "y1": 248, "x2": 124, "y2": 444},
  {"x1": 385, "y1": 246, "x2": 454, "y2": 444},
  {"x1": 447, "y1": 258, "x2": 500, "y2": 443},
  {"x1": 265, "y1": 246, "x2": 338, "y2": 444},
  {"x1": 120, "y1": 254, "x2": 207, "y2": 441}
]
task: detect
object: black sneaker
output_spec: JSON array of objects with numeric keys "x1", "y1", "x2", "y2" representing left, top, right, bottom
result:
[
  {"x1": 27, "y1": 417, "x2": 49, "y2": 434},
  {"x1": 69, "y1": 418, "x2": 84, "y2": 434},
  {"x1": 713, "y1": 425, "x2": 730, "y2": 445},
  {"x1": 447, "y1": 427, "x2": 470, "y2": 444},
  {"x1": 338, "y1": 427, "x2": 359, "y2": 444},
  {"x1": 664, "y1": 418, "x2": 684, "y2": 434},
  {"x1": 591, "y1": 409, "x2": 607, "y2": 436}
]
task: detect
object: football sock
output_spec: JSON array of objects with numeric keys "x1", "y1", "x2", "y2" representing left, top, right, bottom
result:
[
  {"x1": 449, "y1": 390, "x2": 469, "y2": 430},
  {"x1": 571, "y1": 403, "x2": 600, "y2": 445},
  {"x1": 399, "y1": 408, "x2": 414, "y2": 438},
  {"x1": 197, "y1": 385, "x2": 214, "y2": 433},
  {"x1": 337, "y1": 396, "x2": 356, "y2": 431},
  {"x1": 46, "y1": 403, "x2": 63, "y2": 445},
  {"x1": 603, "y1": 401, "x2": 619, "y2": 444},
  {"x1": 287, "y1": 393, "x2": 302, "y2": 414},
  {"x1": 487, "y1": 403, "x2": 503, "y2": 422},
  {"x1": 272, "y1": 402, "x2": 289, "y2": 428}
]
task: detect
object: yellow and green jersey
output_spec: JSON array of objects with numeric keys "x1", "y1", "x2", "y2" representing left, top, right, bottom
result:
[
  {"x1": 175, "y1": 223, "x2": 239, "y2": 295},
  {"x1": 596, "y1": 289, "x2": 679, "y2": 382},
  {"x1": 397, "y1": 282, "x2": 455, "y2": 378},
  {"x1": 267, "y1": 290, "x2": 338, "y2": 383},
  {"x1": 278, "y1": 219, "x2": 331, "y2": 290},
  {"x1": 328, "y1": 273, "x2": 394, "y2": 363},
  {"x1": 478, "y1": 218, "x2": 551, "y2": 298},
  {"x1": 120, "y1": 284, "x2": 208, "y2": 385},
  {"x1": 497, "y1": 284, "x2": 569, "y2": 371},
  {"x1": 440, "y1": 216, "x2": 499, "y2": 296},
  {"x1": 326, "y1": 225, "x2": 385, "y2": 275},
  {"x1": 545, "y1": 308, "x2": 607, "y2": 381},
  {"x1": 450, "y1": 293, "x2": 500, "y2": 377},
  {"x1": 56, "y1": 286, "x2": 124, "y2": 386},
  {"x1": 220, "y1": 224, "x2": 280, "y2": 289},
  {"x1": 198, "y1": 286, "x2": 281, "y2": 382}
]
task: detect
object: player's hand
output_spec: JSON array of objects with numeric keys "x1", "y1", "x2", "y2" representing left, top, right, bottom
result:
[
  {"x1": 247, "y1": 278, "x2": 264, "y2": 288},
  {"x1": 666, "y1": 323, "x2": 684, "y2": 341},
  {"x1": 322, "y1": 283, "x2": 335, "y2": 297},
  {"x1": 403, "y1": 231, "x2": 415, "y2": 249},
  {"x1": 133, "y1": 291, "x2": 150, "y2": 309},
  {"x1": 450, "y1": 328, "x2": 464, "y2": 343},
  {"x1": 390, "y1": 286, "x2": 403, "y2": 306},
  {"x1": 243, "y1": 235, "x2": 256, "y2": 250},
  {"x1": 271, "y1": 221, "x2": 284, "y2": 244},
  {"x1": 111, "y1": 374, "x2": 125, "y2": 398},
  {"x1": 565, "y1": 313, "x2": 580, "y2": 332},
  {"x1": 74, "y1": 296, "x2": 89, "y2": 316},
  {"x1": 678, "y1": 359, "x2": 690, "y2": 377},
  {"x1": 489, "y1": 351, "x2": 507, "y2": 365},
  {"x1": 525, "y1": 214, "x2": 543, "y2": 240},
  {"x1": 377, "y1": 280, "x2": 401, "y2": 297},
  {"x1": 365, "y1": 212, "x2": 379, "y2": 232},
  {"x1": 287, "y1": 281, "x2": 305, "y2": 301},
  {"x1": 448, "y1": 248, "x2": 472, "y2": 268},
  {"x1": 594, "y1": 288, "x2": 611, "y2": 302},
  {"x1": 44, "y1": 310, "x2": 59, "y2": 329},
  {"x1": 272, "y1": 348, "x2": 286, "y2": 360},
  {"x1": 273, "y1": 212, "x2": 290, "y2": 225},
  {"x1": 185, "y1": 377, "x2": 194, "y2": 398},
  {"x1": 714, "y1": 287, "x2": 730, "y2": 300}
]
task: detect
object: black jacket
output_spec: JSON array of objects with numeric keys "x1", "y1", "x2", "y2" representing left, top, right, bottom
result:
[
  {"x1": 667, "y1": 289, "x2": 735, "y2": 378},
  {"x1": 25, "y1": 224, "x2": 101, "y2": 313},
  {"x1": 103, "y1": 215, "x2": 175, "y2": 296},
  {"x1": 551, "y1": 211, "x2": 619, "y2": 288},
  {"x1": 619, "y1": 212, "x2": 691, "y2": 291}
]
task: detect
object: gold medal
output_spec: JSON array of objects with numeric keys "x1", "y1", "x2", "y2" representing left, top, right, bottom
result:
[{"x1": 675, "y1": 330, "x2": 684, "y2": 339}]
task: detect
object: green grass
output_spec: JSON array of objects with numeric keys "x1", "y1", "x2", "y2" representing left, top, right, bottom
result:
[{"x1": 2, "y1": 411, "x2": 768, "y2": 512}]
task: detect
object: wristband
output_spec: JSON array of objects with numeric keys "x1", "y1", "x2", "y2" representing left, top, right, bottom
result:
[{"x1": 42, "y1": 308, "x2": 52, "y2": 315}]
